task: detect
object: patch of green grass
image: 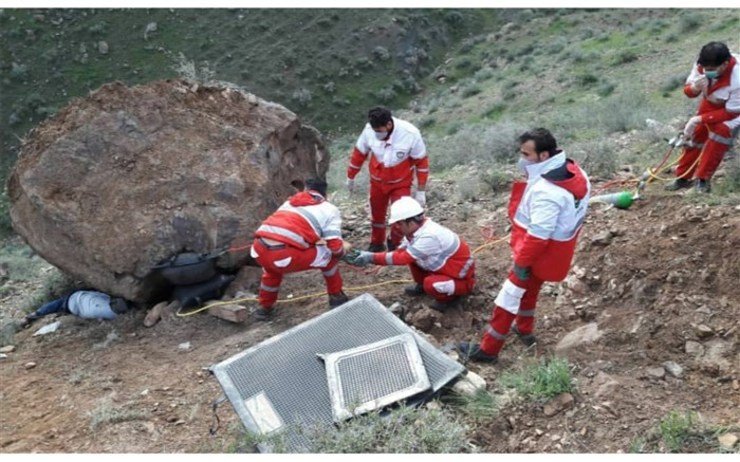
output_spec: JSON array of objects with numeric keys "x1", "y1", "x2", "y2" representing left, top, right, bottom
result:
[
  {"x1": 498, "y1": 357, "x2": 573, "y2": 400},
  {"x1": 300, "y1": 404, "x2": 473, "y2": 453},
  {"x1": 89, "y1": 401, "x2": 149, "y2": 430},
  {"x1": 659, "y1": 410, "x2": 697, "y2": 452},
  {"x1": 445, "y1": 390, "x2": 499, "y2": 422}
]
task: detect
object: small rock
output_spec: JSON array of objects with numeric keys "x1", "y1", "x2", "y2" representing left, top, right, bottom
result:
[
  {"x1": 140, "y1": 389, "x2": 149, "y2": 396},
  {"x1": 166, "y1": 416, "x2": 178, "y2": 423},
  {"x1": 733, "y1": 380, "x2": 739, "y2": 391},
  {"x1": 685, "y1": 340, "x2": 704, "y2": 356},
  {"x1": 694, "y1": 324, "x2": 714, "y2": 339},
  {"x1": 425, "y1": 401, "x2": 442, "y2": 411},
  {"x1": 543, "y1": 393, "x2": 574, "y2": 417},
  {"x1": 590, "y1": 231, "x2": 613, "y2": 247},
  {"x1": 33, "y1": 321, "x2": 60, "y2": 336},
  {"x1": 0, "y1": 345, "x2": 16, "y2": 353},
  {"x1": 555, "y1": 323, "x2": 602, "y2": 354},
  {"x1": 97, "y1": 41, "x2": 108, "y2": 54},
  {"x1": 0, "y1": 354, "x2": 7, "y2": 360},
  {"x1": 662, "y1": 361, "x2": 684, "y2": 378},
  {"x1": 174, "y1": 419, "x2": 186, "y2": 426},
  {"x1": 646, "y1": 367, "x2": 665, "y2": 379},
  {"x1": 451, "y1": 371, "x2": 487, "y2": 397},
  {"x1": 718, "y1": 433, "x2": 738, "y2": 449},
  {"x1": 25, "y1": 362, "x2": 37, "y2": 369},
  {"x1": 665, "y1": 271, "x2": 682, "y2": 284}
]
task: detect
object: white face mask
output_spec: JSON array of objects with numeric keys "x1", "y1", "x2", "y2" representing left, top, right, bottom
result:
[
  {"x1": 374, "y1": 131, "x2": 388, "y2": 141},
  {"x1": 518, "y1": 157, "x2": 535, "y2": 175}
]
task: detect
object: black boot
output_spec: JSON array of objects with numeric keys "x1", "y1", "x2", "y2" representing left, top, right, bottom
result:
[
  {"x1": 254, "y1": 307, "x2": 274, "y2": 321},
  {"x1": 328, "y1": 291, "x2": 349, "y2": 309},
  {"x1": 511, "y1": 324, "x2": 537, "y2": 347},
  {"x1": 386, "y1": 238, "x2": 398, "y2": 252},
  {"x1": 403, "y1": 284, "x2": 425, "y2": 296},
  {"x1": 694, "y1": 179, "x2": 711, "y2": 193},
  {"x1": 664, "y1": 178, "x2": 694, "y2": 191},
  {"x1": 456, "y1": 342, "x2": 498, "y2": 363},
  {"x1": 430, "y1": 297, "x2": 460, "y2": 312}
]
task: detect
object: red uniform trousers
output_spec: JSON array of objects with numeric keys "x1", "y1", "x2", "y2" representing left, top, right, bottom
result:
[
  {"x1": 409, "y1": 263, "x2": 476, "y2": 303},
  {"x1": 369, "y1": 181, "x2": 411, "y2": 247},
  {"x1": 252, "y1": 238, "x2": 343, "y2": 310},
  {"x1": 676, "y1": 122, "x2": 734, "y2": 181},
  {"x1": 480, "y1": 271, "x2": 544, "y2": 356}
]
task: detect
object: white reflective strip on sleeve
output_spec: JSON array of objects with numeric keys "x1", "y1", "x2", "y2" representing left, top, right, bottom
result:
[
  {"x1": 250, "y1": 245, "x2": 259, "y2": 259},
  {"x1": 493, "y1": 279, "x2": 526, "y2": 315},
  {"x1": 260, "y1": 283, "x2": 280, "y2": 292},
  {"x1": 322, "y1": 265, "x2": 339, "y2": 277},
  {"x1": 708, "y1": 131, "x2": 734, "y2": 145},
  {"x1": 432, "y1": 280, "x2": 455, "y2": 296},
  {"x1": 385, "y1": 253, "x2": 394, "y2": 265},
  {"x1": 274, "y1": 257, "x2": 292, "y2": 268},
  {"x1": 310, "y1": 246, "x2": 331, "y2": 268}
]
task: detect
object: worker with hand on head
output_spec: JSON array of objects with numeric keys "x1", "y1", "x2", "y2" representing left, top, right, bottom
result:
[{"x1": 666, "y1": 41, "x2": 740, "y2": 194}]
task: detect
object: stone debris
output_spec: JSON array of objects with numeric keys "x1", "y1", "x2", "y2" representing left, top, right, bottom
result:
[{"x1": 543, "y1": 393, "x2": 574, "y2": 417}]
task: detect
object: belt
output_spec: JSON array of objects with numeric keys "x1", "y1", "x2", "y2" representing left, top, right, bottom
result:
[{"x1": 259, "y1": 237, "x2": 286, "y2": 250}]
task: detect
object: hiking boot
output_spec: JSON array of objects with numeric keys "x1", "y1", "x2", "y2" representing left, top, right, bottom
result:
[
  {"x1": 511, "y1": 324, "x2": 537, "y2": 347},
  {"x1": 664, "y1": 178, "x2": 694, "y2": 191},
  {"x1": 694, "y1": 179, "x2": 711, "y2": 193},
  {"x1": 429, "y1": 297, "x2": 459, "y2": 312},
  {"x1": 367, "y1": 243, "x2": 386, "y2": 252},
  {"x1": 328, "y1": 291, "x2": 349, "y2": 309},
  {"x1": 403, "y1": 283, "x2": 425, "y2": 296},
  {"x1": 456, "y1": 342, "x2": 498, "y2": 364},
  {"x1": 254, "y1": 307, "x2": 274, "y2": 321},
  {"x1": 386, "y1": 238, "x2": 398, "y2": 252}
]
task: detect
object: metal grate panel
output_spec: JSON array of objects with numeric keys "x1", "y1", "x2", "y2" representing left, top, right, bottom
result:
[
  {"x1": 210, "y1": 293, "x2": 464, "y2": 452},
  {"x1": 323, "y1": 333, "x2": 430, "y2": 422}
]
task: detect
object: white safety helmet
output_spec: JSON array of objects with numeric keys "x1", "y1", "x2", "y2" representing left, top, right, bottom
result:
[{"x1": 388, "y1": 196, "x2": 425, "y2": 224}]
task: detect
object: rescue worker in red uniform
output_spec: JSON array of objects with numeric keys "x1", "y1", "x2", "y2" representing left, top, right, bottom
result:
[
  {"x1": 666, "y1": 41, "x2": 740, "y2": 194},
  {"x1": 352, "y1": 196, "x2": 475, "y2": 311},
  {"x1": 457, "y1": 128, "x2": 591, "y2": 363},
  {"x1": 250, "y1": 179, "x2": 349, "y2": 320},
  {"x1": 346, "y1": 107, "x2": 429, "y2": 252}
]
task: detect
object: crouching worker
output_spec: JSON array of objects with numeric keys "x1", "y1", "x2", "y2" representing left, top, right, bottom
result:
[
  {"x1": 21, "y1": 290, "x2": 130, "y2": 327},
  {"x1": 250, "y1": 178, "x2": 349, "y2": 321},
  {"x1": 350, "y1": 196, "x2": 475, "y2": 311}
]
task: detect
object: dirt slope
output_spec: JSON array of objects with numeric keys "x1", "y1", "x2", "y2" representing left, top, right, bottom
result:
[{"x1": 0, "y1": 179, "x2": 738, "y2": 453}]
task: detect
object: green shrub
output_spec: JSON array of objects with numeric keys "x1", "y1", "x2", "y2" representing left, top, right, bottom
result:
[
  {"x1": 661, "y1": 73, "x2": 687, "y2": 93},
  {"x1": 659, "y1": 410, "x2": 697, "y2": 452},
  {"x1": 300, "y1": 405, "x2": 473, "y2": 453},
  {"x1": 462, "y1": 84, "x2": 482, "y2": 98},
  {"x1": 611, "y1": 48, "x2": 639, "y2": 65},
  {"x1": 596, "y1": 81, "x2": 616, "y2": 97},
  {"x1": 569, "y1": 138, "x2": 619, "y2": 179},
  {"x1": 574, "y1": 72, "x2": 598, "y2": 86},
  {"x1": 678, "y1": 14, "x2": 702, "y2": 33},
  {"x1": 498, "y1": 357, "x2": 573, "y2": 399},
  {"x1": 445, "y1": 389, "x2": 499, "y2": 421}
]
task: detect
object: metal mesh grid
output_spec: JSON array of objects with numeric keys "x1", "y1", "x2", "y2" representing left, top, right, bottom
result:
[
  {"x1": 211, "y1": 293, "x2": 464, "y2": 452},
  {"x1": 338, "y1": 342, "x2": 417, "y2": 404}
]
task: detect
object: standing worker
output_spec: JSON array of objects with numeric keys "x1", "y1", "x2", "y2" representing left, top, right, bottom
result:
[
  {"x1": 346, "y1": 107, "x2": 429, "y2": 251},
  {"x1": 457, "y1": 128, "x2": 591, "y2": 363},
  {"x1": 250, "y1": 178, "x2": 349, "y2": 320},
  {"x1": 350, "y1": 196, "x2": 475, "y2": 311},
  {"x1": 666, "y1": 41, "x2": 740, "y2": 194}
]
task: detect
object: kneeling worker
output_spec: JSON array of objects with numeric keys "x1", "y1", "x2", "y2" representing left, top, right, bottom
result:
[
  {"x1": 251, "y1": 178, "x2": 349, "y2": 320},
  {"x1": 351, "y1": 196, "x2": 475, "y2": 311}
]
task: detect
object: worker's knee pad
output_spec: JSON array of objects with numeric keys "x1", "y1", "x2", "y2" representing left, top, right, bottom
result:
[{"x1": 494, "y1": 279, "x2": 526, "y2": 315}]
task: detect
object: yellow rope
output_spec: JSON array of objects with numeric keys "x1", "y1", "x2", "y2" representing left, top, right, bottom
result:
[{"x1": 176, "y1": 234, "x2": 513, "y2": 318}]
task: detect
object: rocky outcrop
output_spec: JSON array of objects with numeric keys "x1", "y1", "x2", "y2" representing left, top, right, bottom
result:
[{"x1": 8, "y1": 79, "x2": 329, "y2": 303}]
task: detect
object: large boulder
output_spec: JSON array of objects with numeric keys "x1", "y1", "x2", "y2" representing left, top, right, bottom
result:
[{"x1": 8, "y1": 79, "x2": 329, "y2": 303}]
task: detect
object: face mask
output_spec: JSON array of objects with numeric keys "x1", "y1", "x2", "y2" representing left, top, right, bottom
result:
[
  {"x1": 704, "y1": 70, "x2": 720, "y2": 79},
  {"x1": 374, "y1": 131, "x2": 388, "y2": 141},
  {"x1": 518, "y1": 158, "x2": 535, "y2": 174}
]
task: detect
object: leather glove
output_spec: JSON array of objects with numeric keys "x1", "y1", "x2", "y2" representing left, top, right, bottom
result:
[
  {"x1": 513, "y1": 263, "x2": 530, "y2": 281},
  {"x1": 346, "y1": 178, "x2": 355, "y2": 193},
  {"x1": 353, "y1": 251, "x2": 375, "y2": 267},
  {"x1": 413, "y1": 191, "x2": 426, "y2": 207},
  {"x1": 691, "y1": 75, "x2": 708, "y2": 92},
  {"x1": 683, "y1": 116, "x2": 702, "y2": 140}
]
